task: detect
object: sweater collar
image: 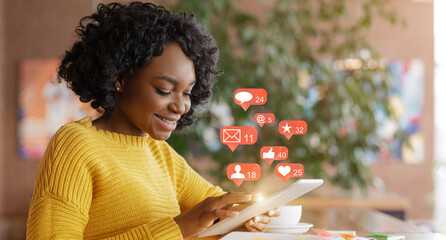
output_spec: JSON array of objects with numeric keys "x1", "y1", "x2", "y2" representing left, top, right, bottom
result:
[{"x1": 78, "y1": 117, "x2": 153, "y2": 148}]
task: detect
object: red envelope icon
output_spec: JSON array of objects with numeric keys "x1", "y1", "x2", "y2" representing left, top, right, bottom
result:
[
  {"x1": 220, "y1": 126, "x2": 258, "y2": 151},
  {"x1": 223, "y1": 129, "x2": 241, "y2": 143}
]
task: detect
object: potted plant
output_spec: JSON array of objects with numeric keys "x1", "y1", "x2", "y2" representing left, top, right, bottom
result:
[{"x1": 166, "y1": 0, "x2": 406, "y2": 191}]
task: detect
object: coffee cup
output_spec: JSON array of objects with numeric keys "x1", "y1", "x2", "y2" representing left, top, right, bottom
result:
[{"x1": 267, "y1": 205, "x2": 302, "y2": 226}]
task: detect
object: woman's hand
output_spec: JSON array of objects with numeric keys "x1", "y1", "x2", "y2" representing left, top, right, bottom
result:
[
  {"x1": 173, "y1": 192, "x2": 253, "y2": 239},
  {"x1": 228, "y1": 195, "x2": 280, "y2": 233},
  {"x1": 243, "y1": 209, "x2": 280, "y2": 232}
]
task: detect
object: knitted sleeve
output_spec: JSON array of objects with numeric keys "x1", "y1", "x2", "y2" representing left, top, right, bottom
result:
[
  {"x1": 26, "y1": 127, "x2": 93, "y2": 239},
  {"x1": 169, "y1": 152, "x2": 227, "y2": 240},
  {"x1": 163, "y1": 144, "x2": 226, "y2": 212}
]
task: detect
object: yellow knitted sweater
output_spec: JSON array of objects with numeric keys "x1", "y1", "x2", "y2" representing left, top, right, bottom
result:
[{"x1": 27, "y1": 118, "x2": 225, "y2": 239}]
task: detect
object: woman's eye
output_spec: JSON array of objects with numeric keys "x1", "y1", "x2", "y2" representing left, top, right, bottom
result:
[
  {"x1": 183, "y1": 92, "x2": 191, "y2": 97},
  {"x1": 155, "y1": 88, "x2": 171, "y2": 96}
]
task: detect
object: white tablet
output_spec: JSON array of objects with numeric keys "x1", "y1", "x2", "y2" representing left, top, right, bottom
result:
[{"x1": 198, "y1": 179, "x2": 323, "y2": 238}]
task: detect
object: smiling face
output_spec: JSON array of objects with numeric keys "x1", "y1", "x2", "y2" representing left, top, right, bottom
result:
[{"x1": 99, "y1": 43, "x2": 196, "y2": 140}]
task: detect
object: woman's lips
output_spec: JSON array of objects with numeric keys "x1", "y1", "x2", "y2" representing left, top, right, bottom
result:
[{"x1": 154, "y1": 114, "x2": 177, "y2": 131}]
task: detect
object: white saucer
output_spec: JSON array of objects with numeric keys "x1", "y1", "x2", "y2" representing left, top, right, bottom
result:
[{"x1": 266, "y1": 222, "x2": 313, "y2": 234}]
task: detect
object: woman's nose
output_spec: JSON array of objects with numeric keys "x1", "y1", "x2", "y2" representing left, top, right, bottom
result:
[{"x1": 168, "y1": 94, "x2": 188, "y2": 115}]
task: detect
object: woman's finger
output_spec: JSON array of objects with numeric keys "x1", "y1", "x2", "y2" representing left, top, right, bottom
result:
[
  {"x1": 245, "y1": 219, "x2": 268, "y2": 232},
  {"x1": 250, "y1": 192, "x2": 262, "y2": 202},
  {"x1": 211, "y1": 192, "x2": 253, "y2": 209},
  {"x1": 245, "y1": 223, "x2": 256, "y2": 232},
  {"x1": 267, "y1": 208, "x2": 280, "y2": 217},
  {"x1": 252, "y1": 215, "x2": 271, "y2": 224},
  {"x1": 252, "y1": 222, "x2": 268, "y2": 232},
  {"x1": 199, "y1": 208, "x2": 239, "y2": 225},
  {"x1": 222, "y1": 203, "x2": 235, "y2": 210},
  {"x1": 227, "y1": 192, "x2": 263, "y2": 212},
  {"x1": 244, "y1": 219, "x2": 257, "y2": 232},
  {"x1": 214, "y1": 209, "x2": 239, "y2": 218}
]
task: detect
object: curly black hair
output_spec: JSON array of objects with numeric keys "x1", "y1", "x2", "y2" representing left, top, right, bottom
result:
[{"x1": 58, "y1": 2, "x2": 221, "y2": 131}]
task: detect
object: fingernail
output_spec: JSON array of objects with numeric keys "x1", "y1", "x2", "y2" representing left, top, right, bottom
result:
[
  {"x1": 268, "y1": 210, "x2": 275, "y2": 216},
  {"x1": 249, "y1": 220, "x2": 255, "y2": 226},
  {"x1": 244, "y1": 193, "x2": 252, "y2": 200},
  {"x1": 229, "y1": 211, "x2": 239, "y2": 217},
  {"x1": 254, "y1": 216, "x2": 260, "y2": 222}
]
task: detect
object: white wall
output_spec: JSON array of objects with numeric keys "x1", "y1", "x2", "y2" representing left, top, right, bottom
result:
[{"x1": 434, "y1": 0, "x2": 446, "y2": 234}]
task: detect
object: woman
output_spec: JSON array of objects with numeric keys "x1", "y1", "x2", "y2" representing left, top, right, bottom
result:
[{"x1": 26, "y1": 2, "x2": 276, "y2": 239}]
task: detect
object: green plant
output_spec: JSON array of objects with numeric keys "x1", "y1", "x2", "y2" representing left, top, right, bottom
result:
[{"x1": 165, "y1": 0, "x2": 405, "y2": 190}]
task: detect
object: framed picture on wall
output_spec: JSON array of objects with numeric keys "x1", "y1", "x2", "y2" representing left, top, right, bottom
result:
[
  {"x1": 18, "y1": 59, "x2": 97, "y2": 160},
  {"x1": 377, "y1": 59, "x2": 425, "y2": 164}
]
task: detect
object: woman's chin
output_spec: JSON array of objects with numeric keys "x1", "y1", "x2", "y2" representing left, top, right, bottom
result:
[{"x1": 149, "y1": 130, "x2": 172, "y2": 141}]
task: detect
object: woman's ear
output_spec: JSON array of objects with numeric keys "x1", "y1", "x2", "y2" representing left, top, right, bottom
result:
[
  {"x1": 115, "y1": 82, "x2": 123, "y2": 92},
  {"x1": 114, "y1": 77, "x2": 124, "y2": 92}
]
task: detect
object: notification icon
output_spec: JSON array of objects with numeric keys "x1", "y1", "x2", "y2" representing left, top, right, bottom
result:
[
  {"x1": 220, "y1": 126, "x2": 258, "y2": 151},
  {"x1": 227, "y1": 163, "x2": 261, "y2": 187},
  {"x1": 260, "y1": 146, "x2": 288, "y2": 165},
  {"x1": 254, "y1": 113, "x2": 275, "y2": 127},
  {"x1": 275, "y1": 163, "x2": 304, "y2": 182},
  {"x1": 234, "y1": 88, "x2": 267, "y2": 111},
  {"x1": 279, "y1": 120, "x2": 308, "y2": 140}
]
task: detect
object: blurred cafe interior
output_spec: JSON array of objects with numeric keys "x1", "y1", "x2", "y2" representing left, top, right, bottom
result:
[{"x1": 0, "y1": 0, "x2": 446, "y2": 239}]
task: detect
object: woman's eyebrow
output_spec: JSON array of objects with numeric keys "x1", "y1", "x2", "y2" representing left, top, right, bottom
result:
[{"x1": 155, "y1": 76, "x2": 196, "y2": 86}]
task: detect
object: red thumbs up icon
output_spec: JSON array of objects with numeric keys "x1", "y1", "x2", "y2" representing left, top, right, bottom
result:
[{"x1": 260, "y1": 146, "x2": 288, "y2": 165}]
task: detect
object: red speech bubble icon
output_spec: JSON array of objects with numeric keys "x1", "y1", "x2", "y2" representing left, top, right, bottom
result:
[
  {"x1": 254, "y1": 113, "x2": 275, "y2": 127},
  {"x1": 279, "y1": 120, "x2": 308, "y2": 140},
  {"x1": 275, "y1": 163, "x2": 304, "y2": 182},
  {"x1": 260, "y1": 146, "x2": 288, "y2": 165},
  {"x1": 227, "y1": 163, "x2": 261, "y2": 187},
  {"x1": 234, "y1": 88, "x2": 267, "y2": 111},
  {"x1": 220, "y1": 126, "x2": 258, "y2": 151}
]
